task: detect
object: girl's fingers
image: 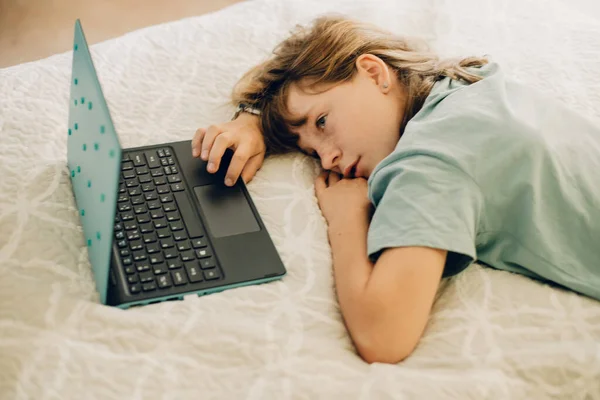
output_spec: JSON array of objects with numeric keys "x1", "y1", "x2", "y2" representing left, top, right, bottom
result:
[
  {"x1": 191, "y1": 128, "x2": 206, "y2": 157},
  {"x1": 328, "y1": 171, "x2": 341, "y2": 185},
  {"x1": 314, "y1": 171, "x2": 328, "y2": 199}
]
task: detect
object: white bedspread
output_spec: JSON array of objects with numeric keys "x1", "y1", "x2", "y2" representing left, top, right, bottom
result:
[{"x1": 1, "y1": 0, "x2": 600, "y2": 398}]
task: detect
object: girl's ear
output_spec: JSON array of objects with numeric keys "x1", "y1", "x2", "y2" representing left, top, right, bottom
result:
[{"x1": 355, "y1": 54, "x2": 392, "y2": 93}]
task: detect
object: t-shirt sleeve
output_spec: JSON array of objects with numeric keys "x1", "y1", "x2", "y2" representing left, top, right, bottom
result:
[{"x1": 367, "y1": 154, "x2": 483, "y2": 277}]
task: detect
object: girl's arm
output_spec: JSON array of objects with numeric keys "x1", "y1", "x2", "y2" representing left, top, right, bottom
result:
[{"x1": 329, "y1": 211, "x2": 446, "y2": 364}]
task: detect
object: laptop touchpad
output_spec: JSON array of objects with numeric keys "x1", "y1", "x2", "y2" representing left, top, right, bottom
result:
[{"x1": 193, "y1": 185, "x2": 260, "y2": 238}]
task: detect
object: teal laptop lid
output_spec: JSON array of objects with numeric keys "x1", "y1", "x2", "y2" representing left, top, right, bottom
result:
[{"x1": 67, "y1": 20, "x2": 122, "y2": 304}]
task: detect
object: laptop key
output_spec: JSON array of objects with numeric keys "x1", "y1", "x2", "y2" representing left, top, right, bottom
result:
[
  {"x1": 118, "y1": 203, "x2": 131, "y2": 212},
  {"x1": 171, "y1": 183, "x2": 184, "y2": 192},
  {"x1": 122, "y1": 257, "x2": 133, "y2": 266},
  {"x1": 160, "y1": 238, "x2": 174, "y2": 249},
  {"x1": 174, "y1": 192, "x2": 205, "y2": 239},
  {"x1": 150, "y1": 254, "x2": 164, "y2": 265},
  {"x1": 167, "y1": 157, "x2": 175, "y2": 165},
  {"x1": 136, "y1": 166, "x2": 149, "y2": 175},
  {"x1": 138, "y1": 173, "x2": 152, "y2": 184},
  {"x1": 145, "y1": 192, "x2": 158, "y2": 201},
  {"x1": 132, "y1": 153, "x2": 146, "y2": 167},
  {"x1": 180, "y1": 251, "x2": 195, "y2": 262},
  {"x1": 142, "y1": 282, "x2": 157, "y2": 292},
  {"x1": 115, "y1": 231, "x2": 125, "y2": 240},
  {"x1": 173, "y1": 231, "x2": 187, "y2": 241},
  {"x1": 133, "y1": 205, "x2": 147, "y2": 214},
  {"x1": 140, "y1": 223, "x2": 153, "y2": 234},
  {"x1": 117, "y1": 195, "x2": 129, "y2": 203},
  {"x1": 160, "y1": 194, "x2": 173, "y2": 203},
  {"x1": 150, "y1": 209, "x2": 164, "y2": 219},
  {"x1": 166, "y1": 211, "x2": 180, "y2": 222},
  {"x1": 136, "y1": 263, "x2": 151, "y2": 272},
  {"x1": 131, "y1": 195, "x2": 144, "y2": 206},
  {"x1": 164, "y1": 249, "x2": 178, "y2": 259},
  {"x1": 164, "y1": 166, "x2": 172, "y2": 175},
  {"x1": 163, "y1": 202, "x2": 176, "y2": 212},
  {"x1": 129, "y1": 240, "x2": 143, "y2": 251},
  {"x1": 157, "y1": 228, "x2": 171, "y2": 239},
  {"x1": 147, "y1": 200, "x2": 161, "y2": 210},
  {"x1": 145, "y1": 151, "x2": 161, "y2": 169},
  {"x1": 130, "y1": 284, "x2": 141, "y2": 294},
  {"x1": 203, "y1": 268, "x2": 221, "y2": 281},
  {"x1": 164, "y1": 148, "x2": 172, "y2": 157},
  {"x1": 127, "y1": 230, "x2": 140, "y2": 241},
  {"x1": 167, "y1": 175, "x2": 181, "y2": 183},
  {"x1": 167, "y1": 260, "x2": 183, "y2": 270},
  {"x1": 137, "y1": 214, "x2": 151, "y2": 224},
  {"x1": 191, "y1": 238, "x2": 207, "y2": 248},
  {"x1": 141, "y1": 183, "x2": 154, "y2": 192},
  {"x1": 117, "y1": 239, "x2": 127, "y2": 248},
  {"x1": 157, "y1": 149, "x2": 166, "y2": 158},
  {"x1": 124, "y1": 221, "x2": 137, "y2": 231},
  {"x1": 125, "y1": 265, "x2": 136, "y2": 274},
  {"x1": 157, "y1": 185, "x2": 170, "y2": 195},
  {"x1": 151, "y1": 169, "x2": 163, "y2": 177},
  {"x1": 120, "y1": 248, "x2": 130, "y2": 257},
  {"x1": 121, "y1": 212, "x2": 134, "y2": 222},
  {"x1": 157, "y1": 274, "x2": 172, "y2": 289},
  {"x1": 161, "y1": 158, "x2": 169, "y2": 167},
  {"x1": 199, "y1": 258, "x2": 216, "y2": 270},
  {"x1": 177, "y1": 240, "x2": 190, "y2": 251},
  {"x1": 127, "y1": 275, "x2": 138, "y2": 284},
  {"x1": 123, "y1": 170, "x2": 135, "y2": 180},
  {"x1": 185, "y1": 263, "x2": 203, "y2": 283},
  {"x1": 170, "y1": 221, "x2": 184, "y2": 232},
  {"x1": 195, "y1": 249, "x2": 211, "y2": 259},
  {"x1": 128, "y1": 187, "x2": 141, "y2": 196},
  {"x1": 171, "y1": 270, "x2": 188, "y2": 286},
  {"x1": 146, "y1": 243, "x2": 160, "y2": 254},
  {"x1": 170, "y1": 166, "x2": 179, "y2": 174},
  {"x1": 122, "y1": 161, "x2": 134, "y2": 171},
  {"x1": 154, "y1": 218, "x2": 168, "y2": 229},
  {"x1": 154, "y1": 176, "x2": 167, "y2": 186},
  {"x1": 133, "y1": 252, "x2": 147, "y2": 262},
  {"x1": 125, "y1": 178, "x2": 138, "y2": 188},
  {"x1": 139, "y1": 272, "x2": 154, "y2": 283},
  {"x1": 153, "y1": 263, "x2": 168, "y2": 275}
]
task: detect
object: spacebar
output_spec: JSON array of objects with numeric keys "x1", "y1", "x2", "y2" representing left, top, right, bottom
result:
[{"x1": 174, "y1": 192, "x2": 204, "y2": 238}]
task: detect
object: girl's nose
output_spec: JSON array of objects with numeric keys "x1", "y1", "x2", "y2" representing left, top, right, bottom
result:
[{"x1": 319, "y1": 147, "x2": 341, "y2": 172}]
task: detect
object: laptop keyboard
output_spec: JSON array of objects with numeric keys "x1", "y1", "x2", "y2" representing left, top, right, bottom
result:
[{"x1": 113, "y1": 147, "x2": 223, "y2": 296}]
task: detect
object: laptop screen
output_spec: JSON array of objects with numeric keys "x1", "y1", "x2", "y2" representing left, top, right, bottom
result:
[{"x1": 67, "y1": 19, "x2": 122, "y2": 304}]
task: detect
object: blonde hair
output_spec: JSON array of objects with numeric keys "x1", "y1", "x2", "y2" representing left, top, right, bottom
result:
[{"x1": 232, "y1": 15, "x2": 488, "y2": 155}]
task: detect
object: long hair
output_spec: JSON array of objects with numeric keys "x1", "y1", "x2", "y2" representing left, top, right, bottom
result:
[{"x1": 232, "y1": 15, "x2": 488, "y2": 155}]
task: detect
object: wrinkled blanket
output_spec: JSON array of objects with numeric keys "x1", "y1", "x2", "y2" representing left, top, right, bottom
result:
[{"x1": 1, "y1": 0, "x2": 600, "y2": 398}]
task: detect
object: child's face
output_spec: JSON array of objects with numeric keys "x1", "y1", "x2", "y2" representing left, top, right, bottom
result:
[{"x1": 287, "y1": 64, "x2": 405, "y2": 179}]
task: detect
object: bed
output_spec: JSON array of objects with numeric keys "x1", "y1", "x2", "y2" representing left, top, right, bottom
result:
[{"x1": 1, "y1": 0, "x2": 600, "y2": 398}]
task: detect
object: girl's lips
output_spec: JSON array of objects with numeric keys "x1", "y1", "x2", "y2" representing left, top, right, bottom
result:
[
  {"x1": 354, "y1": 158, "x2": 363, "y2": 178},
  {"x1": 344, "y1": 158, "x2": 359, "y2": 178}
]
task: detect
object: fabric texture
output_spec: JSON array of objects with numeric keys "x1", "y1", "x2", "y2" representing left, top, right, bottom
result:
[
  {"x1": 368, "y1": 62, "x2": 600, "y2": 299},
  {"x1": 1, "y1": 0, "x2": 600, "y2": 398}
]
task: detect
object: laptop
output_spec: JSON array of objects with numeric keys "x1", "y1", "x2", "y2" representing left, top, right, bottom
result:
[{"x1": 67, "y1": 20, "x2": 286, "y2": 308}]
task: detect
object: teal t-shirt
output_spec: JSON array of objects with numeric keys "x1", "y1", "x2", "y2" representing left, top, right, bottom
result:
[{"x1": 367, "y1": 62, "x2": 600, "y2": 300}]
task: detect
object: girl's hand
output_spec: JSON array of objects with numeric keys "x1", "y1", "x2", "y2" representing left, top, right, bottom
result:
[
  {"x1": 314, "y1": 171, "x2": 373, "y2": 229},
  {"x1": 191, "y1": 113, "x2": 266, "y2": 186}
]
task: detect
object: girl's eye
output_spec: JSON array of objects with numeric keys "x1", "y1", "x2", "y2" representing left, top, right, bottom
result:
[{"x1": 316, "y1": 115, "x2": 327, "y2": 129}]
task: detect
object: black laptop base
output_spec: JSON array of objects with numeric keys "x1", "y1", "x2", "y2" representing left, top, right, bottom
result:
[{"x1": 106, "y1": 140, "x2": 286, "y2": 308}]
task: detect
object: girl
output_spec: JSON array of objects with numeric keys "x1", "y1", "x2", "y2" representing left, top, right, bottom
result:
[{"x1": 190, "y1": 16, "x2": 600, "y2": 364}]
